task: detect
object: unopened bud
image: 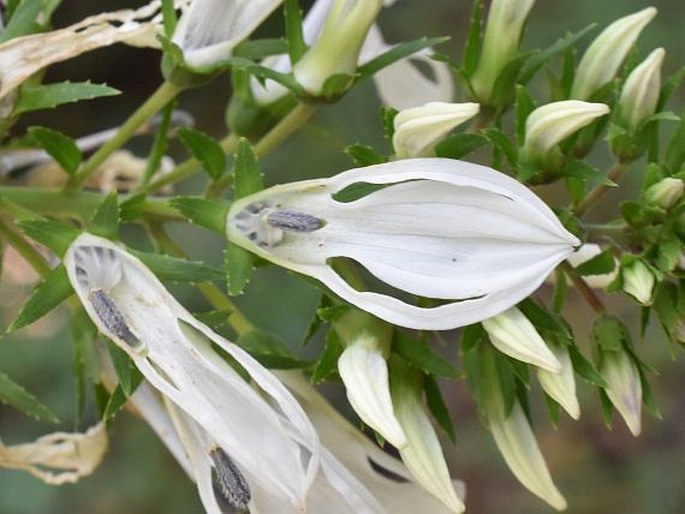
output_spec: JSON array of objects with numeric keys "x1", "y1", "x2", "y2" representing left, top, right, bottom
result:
[
  {"x1": 599, "y1": 349, "x2": 643, "y2": 436},
  {"x1": 537, "y1": 344, "x2": 580, "y2": 420},
  {"x1": 618, "y1": 48, "x2": 665, "y2": 129},
  {"x1": 571, "y1": 7, "x2": 657, "y2": 100},
  {"x1": 645, "y1": 177, "x2": 684, "y2": 210},
  {"x1": 392, "y1": 102, "x2": 479, "y2": 158},
  {"x1": 622, "y1": 259, "x2": 655, "y2": 305}
]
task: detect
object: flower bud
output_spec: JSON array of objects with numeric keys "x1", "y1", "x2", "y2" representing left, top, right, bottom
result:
[
  {"x1": 645, "y1": 177, "x2": 684, "y2": 210},
  {"x1": 392, "y1": 102, "x2": 480, "y2": 158},
  {"x1": 470, "y1": 0, "x2": 537, "y2": 103},
  {"x1": 524, "y1": 101, "x2": 610, "y2": 157},
  {"x1": 537, "y1": 344, "x2": 580, "y2": 420},
  {"x1": 622, "y1": 259, "x2": 655, "y2": 305},
  {"x1": 598, "y1": 349, "x2": 643, "y2": 436},
  {"x1": 571, "y1": 7, "x2": 657, "y2": 100},
  {"x1": 482, "y1": 307, "x2": 561, "y2": 373},
  {"x1": 293, "y1": 0, "x2": 383, "y2": 95},
  {"x1": 618, "y1": 48, "x2": 665, "y2": 129}
]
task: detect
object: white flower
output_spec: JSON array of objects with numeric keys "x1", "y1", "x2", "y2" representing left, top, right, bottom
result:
[
  {"x1": 524, "y1": 101, "x2": 610, "y2": 156},
  {"x1": 64, "y1": 233, "x2": 320, "y2": 509},
  {"x1": 471, "y1": 0, "x2": 537, "y2": 103},
  {"x1": 571, "y1": 7, "x2": 657, "y2": 100},
  {"x1": 392, "y1": 102, "x2": 479, "y2": 158},
  {"x1": 621, "y1": 259, "x2": 655, "y2": 305},
  {"x1": 537, "y1": 344, "x2": 580, "y2": 420},
  {"x1": 226, "y1": 158, "x2": 580, "y2": 330},
  {"x1": 482, "y1": 307, "x2": 562, "y2": 372},
  {"x1": 618, "y1": 48, "x2": 665, "y2": 129},
  {"x1": 599, "y1": 349, "x2": 643, "y2": 436},
  {"x1": 172, "y1": 0, "x2": 284, "y2": 68}
]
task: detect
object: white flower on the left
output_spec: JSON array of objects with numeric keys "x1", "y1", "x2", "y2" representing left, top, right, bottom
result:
[
  {"x1": 172, "y1": 0, "x2": 284, "y2": 68},
  {"x1": 64, "y1": 233, "x2": 320, "y2": 510}
]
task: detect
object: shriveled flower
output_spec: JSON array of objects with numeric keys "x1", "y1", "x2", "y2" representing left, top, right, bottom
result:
[
  {"x1": 64, "y1": 233, "x2": 320, "y2": 509},
  {"x1": 571, "y1": 7, "x2": 657, "y2": 100},
  {"x1": 226, "y1": 158, "x2": 580, "y2": 330},
  {"x1": 598, "y1": 349, "x2": 643, "y2": 436},
  {"x1": 171, "y1": 0, "x2": 284, "y2": 69},
  {"x1": 392, "y1": 102, "x2": 479, "y2": 158},
  {"x1": 618, "y1": 48, "x2": 665, "y2": 129}
]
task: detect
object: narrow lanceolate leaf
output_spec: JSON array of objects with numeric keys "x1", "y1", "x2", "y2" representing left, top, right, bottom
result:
[
  {"x1": 13, "y1": 82, "x2": 120, "y2": 116},
  {"x1": 424, "y1": 375, "x2": 456, "y2": 443},
  {"x1": 27, "y1": 127, "x2": 82, "y2": 176},
  {"x1": 0, "y1": 372, "x2": 59, "y2": 423},
  {"x1": 170, "y1": 197, "x2": 229, "y2": 234},
  {"x1": 284, "y1": 0, "x2": 306, "y2": 64},
  {"x1": 462, "y1": 0, "x2": 483, "y2": 77},
  {"x1": 237, "y1": 330, "x2": 306, "y2": 369},
  {"x1": 88, "y1": 193, "x2": 120, "y2": 240},
  {"x1": 435, "y1": 133, "x2": 489, "y2": 159},
  {"x1": 178, "y1": 127, "x2": 226, "y2": 180},
  {"x1": 225, "y1": 242, "x2": 254, "y2": 296},
  {"x1": 358, "y1": 37, "x2": 451, "y2": 81},
  {"x1": 130, "y1": 251, "x2": 224, "y2": 283},
  {"x1": 234, "y1": 138, "x2": 264, "y2": 199},
  {"x1": 393, "y1": 332, "x2": 458, "y2": 378},
  {"x1": 18, "y1": 219, "x2": 81, "y2": 258},
  {"x1": 312, "y1": 329, "x2": 344, "y2": 383},
  {"x1": 0, "y1": 0, "x2": 43, "y2": 43},
  {"x1": 9, "y1": 265, "x2": 73, "y2": 332}
]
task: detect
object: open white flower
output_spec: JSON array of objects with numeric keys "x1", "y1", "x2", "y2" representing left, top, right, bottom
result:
[
  {"x1": 172, "y1": 0, "x2": 284, "y2": 68},
  {"x1": 64, "y1": 233, "x2": 320, "y2": 510},
  {"x1": 226, "y1": 158, "x2": 580, "y2": 330}
]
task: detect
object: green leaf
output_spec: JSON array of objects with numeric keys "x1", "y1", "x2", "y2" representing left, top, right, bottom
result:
[
  {"x1": 459, "y1": 323, "x2": 484, "y2": 354},
  {"x1": 107, "y1": 340, "x2": 137, "y2": 396},
  {"x1": 103, "y1": 370, "x2": 143, "y2": 421},
  {"x1": 89, "y1": 192, "x2": 120, "y2": 240},
  {"x1": 0, "y1": 371, "x2": 59, "y2": 423},
  {"x1": 131, "y1": 250, "x2": 224, "y2": 283},
  {"x1": 237, "y1": 330, "x2": 307, "y2": 369},
  {"x1": 344, "y1": 144, "x2": 387, "y2": 167},
  {"x1": 435, "y1": 133, "x2": 488, "y2": 159},
  {"x1": 225, "y1": 242, "x2": 254, "y2": 296},
  {"x1": 13, "y1": 82, "x2": 120, "y2": 116},
  {"x1": 381, "y1": 106, "x2": 399, "y2": 142},
  {"x1": 393, "y1": 332, "x2": 458, "y2": 378},
  {"x1": 319, "y1": 73, "x2": 356, "y2": 101},
  {"x1": 0, "y1": 0, "x2": 43, "y2": 42},
  {"x1": 178, "y1": 127, "x2": 226, "y2": 180},
  {"x1": 462, "y1": 0, "x2": 483, "y2": 77},
  {"x1": 70, "y1": 307, "x2": 98, "y2": 425},
  {"x1": 28, "y1": 127, "x2": 81, "y2": 176},
  {"x1": 665, "y1": 108, "x2": 685, "y2": 174},
  {"x1": 591, "y1": 315, "x2": 631, "y2": 353},
  {"x1": 574, "y1": 249, "x2": 616, "y2": 276},
  {"x1": 312, "y1": 329, "x2": 343, "y2": 383},
  {"x1": 489, "y1": 51, "x2": 536, "y2": 108},
  {"x1": 284, "y1": 0, "x2": 306, "y2": 64},
  {"x1": 9, "y1": 265, "x2": 73, "y2": 332},
  {"x1": 222, "y1": 56, "x2": 303, "y2": 95},
  {"x1": 234, "y1": 138, "x2": 264, "y2": 199},
  {"x1": 357, "y1": 37, "x2": 450, "y2": 81},
  {"x1": 233, "y1": 38, "x2": 288, "y2": 60},
  {"x1": 18, "y1": 218, "x2": 81, "y2": 257},
  {"x1": 515, "y1": 85, "x2": 536, "y2": 143},
  {"x1": 483, "y1": 127, "x2": 517, "y2": 167},
  {"x1": 424, "y1": 375, "x2": 456, "y2": 443},
  {"x1": 170, "y1": 197, "x2": 229, "y2": 234}
]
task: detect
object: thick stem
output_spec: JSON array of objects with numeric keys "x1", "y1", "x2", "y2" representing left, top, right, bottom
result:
[
  {"x1": 574, "y1": 162, "x2": 630, "y2": 217},
  {"x1": 560, "y1": 262, "x2": 606, "y2": 314},
  {"x1": 67, "y1": 81, "x2": 183, "y2": 191}
]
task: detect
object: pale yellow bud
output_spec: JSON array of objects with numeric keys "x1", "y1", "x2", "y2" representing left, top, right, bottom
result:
[{"x1": 619, "y1": 48, "x2": 665, "y2": 128}]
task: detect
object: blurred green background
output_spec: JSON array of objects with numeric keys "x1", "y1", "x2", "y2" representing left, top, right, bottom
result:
[{"x1": 1, "y1": 1, "x2": 684, "y2": 513}]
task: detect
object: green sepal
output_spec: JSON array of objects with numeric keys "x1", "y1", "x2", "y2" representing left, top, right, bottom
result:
[
  {"x1": 8, "y1": 264, "x2": 73, "y2": 332},
  {"x1": 462, "y1": 0, "x2": 483, "y2": 78},
  {"x1": 233, "y1": 38, "x2": 289, "y2": 60},
  {"x1": 435, "y1": 133, "x2": 489, "y2": 159},
  {"x1": 27, "y1": 126, "x2": 81, "y2": 176},
  {"x1": 13, "y1": 82, "x2": 120, "y2": 116},
  {"x1": 107, "y1": 340, "x2": 138, "y2": 397},
  {"x1": 102, "y1": 369, "x2": 144, "y2": 421},
  {"x1": 284, "y1": 0, "x2": 306, "y2": 64},
  {"x1": 424, "y1": 375, "x2": 456, "y2": 444},
  {"x1": 312, "y1": 328, "x2": 343, "y2": 383},
  {"x1": 131, "y1": 250, "x2": 224, "y2": 283},
  {"x1": 88, "y1": 192, "x2": 120, "y2": 240},
  {"x1": 0, "y1": 371, "x2": 59, "y2": 423},
  {"x1": 357, "y1": 36, "x2": 450, "y2": 82},
  {"x1": 234, "y1": 138, "x2": 264, "y2": 199},
  {"x1": 574, "y1": 249, "x2": 616, "y2": 277},
  {"x1": 225, "y1": 242, "x2": 255, "y2": 296},
  {"x1": 18, "y1": 218, "x2": 80, "y2": 257},
  {"x1": 381, "y1": 106, "x2": 399, "y2": 143},
  {"x1": 178, "y1": 127, "x2": 227, "y2": 180},
  {"x1": 345, "y1": 144, "x2": 387, "y2": 167},
  {"x1": 393, "y1": 331, "x2": 458, "y2": 378},
  {"x1": 170, "y1": 197, "x2": 229, "y2": 234}
]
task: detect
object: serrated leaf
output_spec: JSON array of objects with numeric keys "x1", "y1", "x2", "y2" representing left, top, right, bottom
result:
[
  {"x1": 28, "y1": 127, "x2": 81, "y2": 175},
  {"x1": 462, "y1": 0, "x2": 483, "y2": 77},
  {"x1": 234, "y1": 138, "x2": 264, "y2": 199},
  {"x1": 237, "y1": 330, "x2": 306, "y2": 369},
  {"x1": 435, "y1": 132, "x2": 488, "y2": 159},
  {"x1": 131, "y1": 250, "x2": 224, "y2": 283},
  {"x1": 393, "y1": 332, "x2": 458, "y2": 378},
  {"x1": 13, "y1": 82, "x2": 120, "y2": 116},
  {"x1": 344, "y1": 144, "x2": 387, "y2": 167},
  {"x1": 357, "y1": 37, "x2": 450, "y2": 81},
  {"x1": 18, "y1": 218, "x2": 81, "y2": 257},
  {"x1": 284, "y1": 0, "x2": 306, "y2": 63},
  {"x1": 178, "y1": 127, "x2": 226, "y2": 180},
  {"x1": 225, "y1": 242, "x2": 255, "y2": 296},
  {"x1": 89, "y1": 192, "x2": 120, "y2": 240},
  {"x1": 424, "y1": 375, "x2": 456, "y2": 443},
  {"x1": 574, "y1": 249, "x2": 616, "y2": 276},
  {"x1": 312, "y1": 329, "x2": 343, "y2": 383},
  {"x1": 9, "y1": 264, "x2": 72, "y2": 332},
  {"x1": 0, "y1": 372, "x2": 59, "y2": 423},
  {"x1": 170, "y1": 197, "x2": 229, "y2": 234}
]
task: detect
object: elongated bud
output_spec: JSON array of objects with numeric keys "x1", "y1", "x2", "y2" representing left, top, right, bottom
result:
[
  {"x1": 293, "y1": 0, "x2": 383, "y2": 96},
  {"x1": 571, "y1": 7, "x2": 657, "y2": 100},
  {"x1": 470, "y1": 0, "x2": 537, "y2": 103},
  {"x1": 524, "y1": 101, "x2": 610, "y2": 157},
  {"x1": 645, "y1": 177, "x2": 684, "y2": 211},
  {"x1": 537, "y1": 344, "x2": 580, "y2": 420},
  {"x1": 392, "y1": 102, "x2": 479, "y2": 158},
  {"x1": 482, "y1": 307, "x2": 561, "y2": 373},
  {"x1": 618, "y1": 48, "x2": 665, "y2": 129},
  {"x1": 621, "y1": 259, "x2": 655, "y2": 305},
  {"x1": 598, "y1": 349, "x2": 643, "y2": 436},
  {"x1": 391, "y1": 362, "x2": 465, "y2": 513}
]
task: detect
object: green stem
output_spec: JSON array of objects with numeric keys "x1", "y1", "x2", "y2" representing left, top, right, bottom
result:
[
  {"x1": 67, "y1": 81, "x2": 183, "y2": 192},
  {"x1": 0, "y1": 216, "x2": 51, "y2": 277},
  {"x1": 560, "y1": 261, "x2": 606, "y2": 314},
  {"x1": 253, "y1": 103, "x2": 316, "y2": 156},
  {"x1": 574, "y1": 162, "x2": 630, "y2": 217},
  {"x1": 585, "y1": 222, "x2": 630, "y2": 241}
]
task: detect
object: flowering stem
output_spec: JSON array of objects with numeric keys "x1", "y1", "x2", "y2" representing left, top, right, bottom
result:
[
  {"x1": 573, "y1": 162, "x2": 630, "y2": 217},
  {"x1": 0, "y1": 215, "x2": 51, "y2": 278},
  {"x1": 67, "y1": 81, "x2": 184, "y2": 192},
  {"x1": 560, "y1": 262, "x2": 606, "y2": 314}
]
